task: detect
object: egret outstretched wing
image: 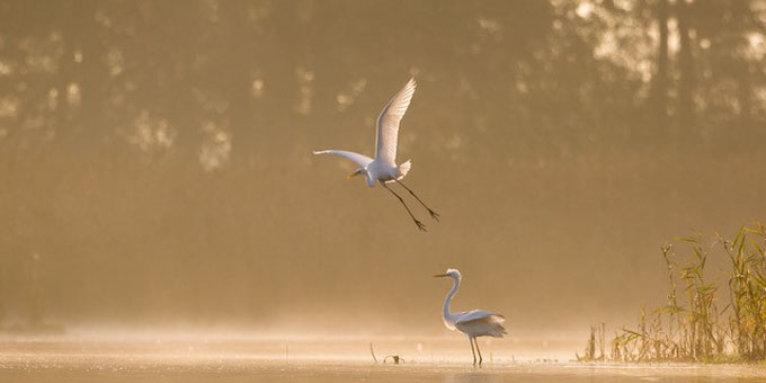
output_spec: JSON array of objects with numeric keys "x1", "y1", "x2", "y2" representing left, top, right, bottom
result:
[
  {"x1": 312, "y1": 150, "x2": 373, "y2": 168},
  {"x1": 375, "y1": 78, "x2": 417, "y2": 165}
]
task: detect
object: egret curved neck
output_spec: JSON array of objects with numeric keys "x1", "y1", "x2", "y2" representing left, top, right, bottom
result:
[{"x1": 442, "y1": 277, "x2": 460, "y2": 321}]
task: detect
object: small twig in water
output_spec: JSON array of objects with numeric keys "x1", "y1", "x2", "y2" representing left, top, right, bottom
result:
[{"x1": 369, "y1": 342, "x2": 378, "y2": 363}]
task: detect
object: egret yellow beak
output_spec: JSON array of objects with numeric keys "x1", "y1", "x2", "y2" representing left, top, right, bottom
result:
[
  {"x1": 347, "y1": 169, "x2": 363, "y2": 179},
  {"x1": 434, "y1": 274, "x2": 448, "y2": 278}
]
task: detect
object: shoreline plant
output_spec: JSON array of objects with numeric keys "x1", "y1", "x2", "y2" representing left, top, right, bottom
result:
[{"x1": 579, "y1": 223, "x2": 766, "y2": 363}]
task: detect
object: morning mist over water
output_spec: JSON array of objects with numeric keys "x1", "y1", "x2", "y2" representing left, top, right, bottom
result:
[{"x1": 1, "y1": 0, "x2": 765, "y2": 345}]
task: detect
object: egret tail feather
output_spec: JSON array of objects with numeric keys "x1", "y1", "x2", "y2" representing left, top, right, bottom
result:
[{"x1": 397, "y1": 160, "x2": 411, "y2": 180}]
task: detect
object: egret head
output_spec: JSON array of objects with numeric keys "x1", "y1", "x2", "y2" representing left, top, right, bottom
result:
[{"x1": 434, "y1": 268, "x2": 461, "y2": 280}]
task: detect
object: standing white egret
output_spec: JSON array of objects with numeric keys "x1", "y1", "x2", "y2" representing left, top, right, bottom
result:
[
  {"x1": 434, "y1": 268, "x2": 507, "y2": 366},
  {"x1": 313, "y1": 78, "x2": 438, "y2": 231}
]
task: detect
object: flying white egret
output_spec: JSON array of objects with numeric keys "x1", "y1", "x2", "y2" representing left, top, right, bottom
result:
[
  {"x1": 313, "y1": 78, "x2": 438, "y2": 231},
  {"x1": 434, "y1": 268, "x2": 507, "y2": 366}
]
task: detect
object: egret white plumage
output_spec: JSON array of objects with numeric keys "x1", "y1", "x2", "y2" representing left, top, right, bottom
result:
[
  {"x1": 313, "y1": 78, "x2": 438, "y2": 231},
  {"x1": 434, "y1": 268, "x2": 507, "y2": 366}
]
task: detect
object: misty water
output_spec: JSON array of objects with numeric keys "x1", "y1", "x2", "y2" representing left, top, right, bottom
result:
[
  {"x1": 3, "y1": 334, "x2": 766, "y2": 382},
  {"x1": 2, "y1": 0, "x2": 766, "y2": 381}
]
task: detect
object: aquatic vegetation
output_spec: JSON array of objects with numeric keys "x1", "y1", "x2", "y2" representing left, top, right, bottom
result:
[
  {"x1": 724, "y1": 223, "x2": 766, "y2": 360},
  {"x1": 581, "y1": 223, "x2": 766, "y2": 362},
  {"x1": 576, "y1": 323, "x2": 605, "y2": 361}
]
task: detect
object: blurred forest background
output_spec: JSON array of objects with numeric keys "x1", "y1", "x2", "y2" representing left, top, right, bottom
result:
[{"x1": 0, "y1": 0, "x2": 765, "y2": 336}]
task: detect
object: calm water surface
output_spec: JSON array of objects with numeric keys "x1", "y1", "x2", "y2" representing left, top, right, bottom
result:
[{"x1": 1, "y1": 336, "x2": 764, "y2": 382}]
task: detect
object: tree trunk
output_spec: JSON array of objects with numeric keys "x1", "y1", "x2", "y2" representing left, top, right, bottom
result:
[
  {"x1": 652, "y1": 0, "x2": 669, "y2": 134},
  {"x1": 676, "y1": 0, "x2": 695, "y2": 138},
  {"x1": 737, "y1": 63, "x2": 752, "y2": 129}
]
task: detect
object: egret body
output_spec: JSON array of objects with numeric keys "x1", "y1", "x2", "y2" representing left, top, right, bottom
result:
[
  {"x1": 313, "y1": 78, "x2": 438, "y2": 231},
  {"x1": 435, "y1": 268, "x2": 507, "y2": 366}
]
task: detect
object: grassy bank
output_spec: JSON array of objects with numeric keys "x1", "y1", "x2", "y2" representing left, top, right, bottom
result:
[{"x1": 579, "y1": 223, "x2": 766, "y2": 363}]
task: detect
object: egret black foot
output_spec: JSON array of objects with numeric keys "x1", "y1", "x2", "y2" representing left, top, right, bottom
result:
[
  {"x1": 428, "y1": 209, "x2": 440, "y2": 221},
  {"x1": 415, "y1": 220, "x2": 426, "y2": 231}
]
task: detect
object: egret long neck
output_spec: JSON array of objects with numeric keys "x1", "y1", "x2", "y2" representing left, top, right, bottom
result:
[{"x1": 442, "y1": 277, "x2": 460, "y2": 322}]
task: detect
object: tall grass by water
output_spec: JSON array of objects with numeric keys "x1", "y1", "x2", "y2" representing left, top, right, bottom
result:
[{"x1": 579, "y1": 223, "x2": 766, "y2": 363}]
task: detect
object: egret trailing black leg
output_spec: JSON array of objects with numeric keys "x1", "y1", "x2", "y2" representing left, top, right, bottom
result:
[
  {"x1": 394, "y1": 180, "x2": 439, "y2": 221},
  {"x1": 474, "y1": 338, "x2": 483, "y2": 366},
  {"x1": 469, "y1": 336, "x2": 477, "y2": 366},
  {"x1": 382, "y1": 182, "x2": 426, "y2": 231}
]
